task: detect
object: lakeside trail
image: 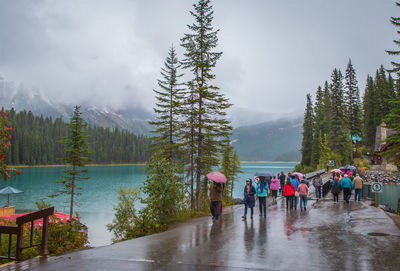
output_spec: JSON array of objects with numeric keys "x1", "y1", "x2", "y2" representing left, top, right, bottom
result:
[{"x1": 5, "y1": 196, "x2": 400, "y2": 271}]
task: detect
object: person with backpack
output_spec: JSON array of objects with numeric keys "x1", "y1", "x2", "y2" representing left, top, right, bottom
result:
[
  {"x1": 341, "y1": 174, "x2": 354, "y2": 203},
  {"x1": 283, "y1": 178, "x2": 295, "y2": 210},
  {"x1": 256, "y1": 177, "x2": 269, "y2": 217},
  {"x1": 270, "y1": 175, "x2": 280, "y2": 202},
  {"x1": 353, "y1": 174, "x2": 363, "y2": 202},
  {"x1": 242, "y1": 179, "x2": 256, "y2": 220},
  {"x1": 331, "y1": 176, "x2": 341, "y2": 203},
  {"x1": 279, "y1": 171, "x2": 286, "y2": 196}
]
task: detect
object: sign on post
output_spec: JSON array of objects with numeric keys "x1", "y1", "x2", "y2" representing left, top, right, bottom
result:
[
  {"x1": 371, "y1": 182, "x2": 383, "y2": 193},
  {"x1": 328, "y1": 160, "x2": 335, "y2": 167}
]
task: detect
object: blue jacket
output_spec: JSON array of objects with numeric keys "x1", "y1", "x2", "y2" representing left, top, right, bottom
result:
[
  {"x1": 256, "y1": 180, "x2": 269, "y2": 197},
  {"x1": 244, "y1": 180, "x2": 256, "y2": 208},
  {"x1": 291, "y1": 178, "x2": 300, "y2": 191},
  {"x1": 341, "y1": 178, "x2": 353, "y2": 189}
]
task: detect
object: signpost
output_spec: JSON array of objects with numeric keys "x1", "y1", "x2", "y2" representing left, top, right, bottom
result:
[{"x1": 371, "y1": 182, "x2": 383, "y2": 207}]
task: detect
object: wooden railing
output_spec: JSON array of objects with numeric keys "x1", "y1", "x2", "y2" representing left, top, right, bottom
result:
[{"x1": 0, "y1": 207, "x2": 54, "y2": 261}]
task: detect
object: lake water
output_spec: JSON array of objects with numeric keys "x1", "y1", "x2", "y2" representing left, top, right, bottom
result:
[{"x1": 1, "y1": 162, "x2": 297, "y2": 247}]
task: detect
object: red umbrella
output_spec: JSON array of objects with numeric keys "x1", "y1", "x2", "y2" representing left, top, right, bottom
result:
[{"x1": 206, "y1": 172, "x2": 227, "y2": 183}]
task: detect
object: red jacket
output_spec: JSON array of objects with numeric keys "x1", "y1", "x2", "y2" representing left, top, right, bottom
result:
[{"x1": 283, "y1": 183, "x2": 295, "y2": 196}]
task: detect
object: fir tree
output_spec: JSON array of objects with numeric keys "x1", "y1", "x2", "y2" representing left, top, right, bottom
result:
[
  {"x1": 363, "y1": 75, "x2": 376, "y2": 149},
  {"x1": 149, "y1": 46, "x2": 185, "y2": 161},
  {"x1": 328, "y1": 69, "x2": 350, "y2": 164},
  {"x1": 344, "y1": 59, "x2": 362, "y2": 138},
  {"x1": 180, "y1": 0, "x2": 232, "y2": 210},
  {"x1": 52, "y1": 106, "x2": 91, "y2": 218},
  {"x1": 301, "y1": 94, "x2": 314, "y2": 167},
  {"x1": 220, "y1": 137, "x2": 243, "y2": 199},
  {"x1": 311, "y1": 86, "x2": 324, "y2": 168}
]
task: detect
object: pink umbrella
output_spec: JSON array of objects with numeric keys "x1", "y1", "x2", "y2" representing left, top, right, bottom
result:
[
  {"x1": 293, "y1": 172, "x2": 304, "y2": 178},
  {"x1": 331, "y1": 169, "x2": 342, "y2": 174},
  {"x1": 206, "y1": 172, "x2": 227, "y2": 183}
]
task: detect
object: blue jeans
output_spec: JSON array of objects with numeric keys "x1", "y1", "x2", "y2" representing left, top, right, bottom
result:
[
  {"x1": 210, "y1": 201, "x2": 221, "y2": 219},
  {"x1": 300, "y1": 195, "x2": 307, "y2": 210},
  {"x1": 315, "y1": 186, "x2": 321, "y2": 199},
  {"x1": 354, "y1": 189, "x2": 362, "y2": 201}
]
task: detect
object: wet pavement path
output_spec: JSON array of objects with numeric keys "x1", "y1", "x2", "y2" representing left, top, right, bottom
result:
[{"x1": 6, "y1": 198, "x2": 400, "y2": 271}]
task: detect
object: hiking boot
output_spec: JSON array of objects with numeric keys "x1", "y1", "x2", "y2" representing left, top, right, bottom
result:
[
  {"x1": 241, "y1": 215, "x2": 246, "y2": 220},
  {"x1": 259, "y1": 213, "x2": 262, "y2": 216}
]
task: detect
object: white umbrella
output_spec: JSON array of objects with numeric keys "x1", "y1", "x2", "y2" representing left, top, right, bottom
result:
[{"x1": 0, "y1": 186, "x2": 24, "y2": 206}]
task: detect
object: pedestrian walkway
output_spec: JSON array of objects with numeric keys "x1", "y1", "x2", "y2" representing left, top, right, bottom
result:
[{"x1": 5, "y1": 197, "x2": 400, "y2": 270}]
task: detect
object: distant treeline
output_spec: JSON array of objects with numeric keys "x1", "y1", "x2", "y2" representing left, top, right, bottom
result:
[{"x1": 4, "y1": 108, "x2": 152, "y2": 165}]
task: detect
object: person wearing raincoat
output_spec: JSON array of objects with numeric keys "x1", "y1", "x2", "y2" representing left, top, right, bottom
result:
[
  {"x1": 242, "y1": 179, "x2": 256, "y2": 220},
  {"x1": 331, "y1": 176, "x2": 341, "y2": 203},
  {"x1": 256, "y1": 177, "x2": 269, "y2": 217},
  {"x1": 340, "y1": 174, "x2": 354, "y2": 203},
  {"x1": 269, "y1": 176, "x2": 280, "y2": 202},
  {"x1": 291, "y1": 175, "x2": 300, "y2": 210},
  {"x1": 283, "y1": 178, "x2": 295, "y2": 210},
  {"x1": 210, "y1": 181, "x2": 223, "y2": 220}
]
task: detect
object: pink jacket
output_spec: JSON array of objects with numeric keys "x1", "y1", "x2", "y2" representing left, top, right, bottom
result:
[
  {"x1": 297, "y1": 183, "x2": 308, "y2": 196},
  {"x1": 270, "y1": 178, "x2": 280, "y2": 190}
]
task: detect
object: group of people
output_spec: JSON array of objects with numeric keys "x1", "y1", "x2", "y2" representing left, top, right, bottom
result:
[
  {"x1": 331, "y1": 172, "x2": 363, "y2": 203},
  {"x1": 209, "y1": 168, "x2": 364, "y2": 222}
]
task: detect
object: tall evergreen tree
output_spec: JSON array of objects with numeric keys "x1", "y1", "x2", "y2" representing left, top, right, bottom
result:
[
  {"x1": 321, "y1": 81, "x2": 331, "y2": 136},
  {"x1": 344, "y1": 59, "x2": 362, "y2": 138},
  {"x1": 382, "y1": 1, "x2": 400, "y2": 167},
  {"x1": 328, "y1": 69, "x2": 350, "y2": 164},
  {"x1": 363, "y1": 75, "x2": 376, "y2": 149},
  {"x1": 149, "y1": 46, "x2": 185, "y2": 161},
  {"x1": 180, "y1": 0, "x2": 232, "y2": 210},
  {"x1": 301, "y1": 94, "x2": 314, "y2": 167},
  {"x1": 52, "y1": 106, "x2": 91, "y2": 218},
  {"x1": 220, "y1": 137, "x2": 243, "y2": 199},
  {"x1": 311, "y1": 86, "x2": 324, "y2": 167}
]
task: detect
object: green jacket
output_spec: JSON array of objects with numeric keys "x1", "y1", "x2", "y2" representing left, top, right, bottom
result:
[{"x1": 256, "y1": 181, "x2": 269, "y2": 197}]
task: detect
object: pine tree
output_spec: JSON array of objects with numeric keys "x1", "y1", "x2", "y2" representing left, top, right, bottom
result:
[
  {"x1": 311, "y1": 86, "x2": 324, "y2": 168},
  {"x1": 363, "y1": 75, "x2": 376, "y2": 149},
  {"x1": 345, "y1": 59, "x2": 362, "y2": 138},
  {"x1": 180, "y1": 0, "x2": 232, "y2": 210},
  {"x1": 382, "y1": 1, "x2": 400, "y2": 167},
  {"x1": 301, "y1": 94, "x2": 314, "y2": 167},
  {"x1": 321, "y1": 81, "x2": 331, "y2": 136},
  {"x1": 220, "y1": 137, "x2": 243, "y2": 200},
  {"x1": 328, "y1": 69, "x2": 351, "y2": 164},
  {"x1": 149, "y1": 46, "x2": 185, "y2": 161},
  {"x1": 52, "y1": 106, "x2": 91, "y2": 218}
]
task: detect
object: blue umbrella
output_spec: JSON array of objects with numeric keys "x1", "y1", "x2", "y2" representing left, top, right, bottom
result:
[
  {"x1": 254, "y1": 171, "x2": 273, "y2": 177},
  {"x1": 0, "y1": 186, "x2": 24, "y2": 206}
]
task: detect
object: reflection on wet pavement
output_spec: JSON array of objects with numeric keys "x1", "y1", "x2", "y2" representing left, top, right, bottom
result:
[{"x1": 7, "y1": 199, "x2": 400, "y2": 271}]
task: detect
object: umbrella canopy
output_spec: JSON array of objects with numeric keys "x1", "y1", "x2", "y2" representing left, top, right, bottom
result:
[
  {"x1": 346, "y1": 165, "x2": 357, "y2": 171},
  {"x1": 0, "y1": 186, "x2": 24, "y2": 206},
  {"x1": 206, "y1": 172, "x2": 227, "y2": 183},
  {"x1": 254, "y1": 171, "x2": 273, "y2": 177},
  {"x1": 292, "y1": 172, "x2": 304, "y2": 178},
  {"x1": 331, "y1": 169, "x2": 342, "y2": 174}
]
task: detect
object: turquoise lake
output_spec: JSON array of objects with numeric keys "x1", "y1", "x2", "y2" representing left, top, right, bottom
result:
[{"x1": 0, "y1": 162, "x2": 297, "y2": 246}]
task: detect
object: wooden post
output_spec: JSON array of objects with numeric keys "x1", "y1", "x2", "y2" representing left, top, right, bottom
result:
[
  {"x1": 40, "y1": 215, "x2": 49, "y2": 256},
  {"x1": 15, "y1": 224, "x2": 24, "y2": 261},
  {"x1": 397, "y1": 198, "x2": 400, "y2": 215},
  {"x1": 375, "y1": 193, "x2": 379, "y2": 207}
]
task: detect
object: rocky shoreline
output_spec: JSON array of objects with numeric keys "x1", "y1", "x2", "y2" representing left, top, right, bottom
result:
[{"x1": 364, "y1": 170, "x2": 400, "y2": 184}]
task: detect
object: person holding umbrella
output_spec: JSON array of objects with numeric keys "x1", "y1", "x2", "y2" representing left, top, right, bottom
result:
[
  {"x1": 207, "y1": 172, "x2": 226, "y2": 221},
  {"x1": 242, "y1": 178, "x2": 256, "y2": 220}
]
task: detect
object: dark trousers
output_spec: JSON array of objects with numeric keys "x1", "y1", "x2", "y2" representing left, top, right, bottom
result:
[
  {"x1": 333, "y1": 193, "x2": 339, "y2": 202},
  {"x1": 258, "y1": 196, "x2": 267, "y2": 214},
  {"x1": 315, "y1": 186, "x2": 322, "y2": 199},
  {"x1": 343, "y1": 188, "x2": 351, "y2": 203},
  {"x1": 271, "y1": 190, "x2": 278, "y2": 199},
  {"x1": 286, "y1": 195, "x2": 293, "y2": 209},
  {"x1": 210, "y1": 201, "x2": 222, "y2": 219},
  {"x1": 244, "y1": 204, "x2": 254, "y2": 217}
]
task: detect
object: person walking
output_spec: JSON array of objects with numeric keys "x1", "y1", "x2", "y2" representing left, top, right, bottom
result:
[
  {"x1": 313, "y1": 174, "x2": 323, "y2": 200},
  {"x1": 279, "y1": 171, "x2": 286, "y2": 196},
  {"x1": 270, "y1": 176, "x2": 280, "y2": 202},
  {"x1": 210, "y1": 181, "x2": 223, "y2": 220},
  {"x1": 341, "y1": 174, "x2": 354, "y2": 203},
  {"x1": 283, "y1": 178, "x2": 295, "y2": 210},
  {"x1": 242, "y1": 179, "x2": 256, "y2": 220},
  {"x1": 256, "y1": 177, "x2": 269, "y2": 217},
  {"x1": 331, "y1": 176, "x2": 341, "y2": 203},
  {"x1": 298, "y1": 179, "x2": 309, "y2": 211},
  {"x1": 291, "y1": 175, "x2": 300, "y2": 210},
  {"x1": 353, "y1": 174, "x2": 363, "y2": 202}
]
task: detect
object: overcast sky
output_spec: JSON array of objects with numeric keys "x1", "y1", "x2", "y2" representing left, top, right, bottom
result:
[{"x1": 0, "y1": 0, "x2": 397, "y2": 115}]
